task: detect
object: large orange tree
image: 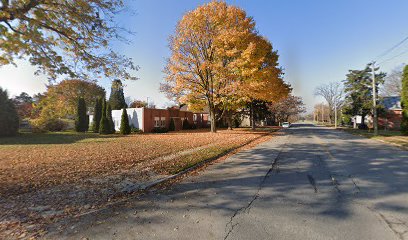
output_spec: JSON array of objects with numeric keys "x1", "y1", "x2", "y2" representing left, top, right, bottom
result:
[{"x1": 164, "y1": 1, "x2": 289, "y2": 132}]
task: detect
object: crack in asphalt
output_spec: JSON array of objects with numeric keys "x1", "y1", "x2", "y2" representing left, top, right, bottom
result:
[
  {"x1": 371, "y1": 208, "x2": 408, "y2": 240},
  {"x1": 307, "y1": 174, "x2": 318, "y2": 193},
  {"x1": 223, "y1": 138, "x2": 288, "y2": 240}
]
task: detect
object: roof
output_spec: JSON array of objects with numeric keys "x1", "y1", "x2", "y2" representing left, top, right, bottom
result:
[{"x1": 382, "y1": 96, "x2": 402, "y2": 110}]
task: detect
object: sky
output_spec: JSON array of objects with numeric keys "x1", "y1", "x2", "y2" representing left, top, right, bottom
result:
[{"x1": 1, "y1": 0, "x2": 408, "y2": 112}]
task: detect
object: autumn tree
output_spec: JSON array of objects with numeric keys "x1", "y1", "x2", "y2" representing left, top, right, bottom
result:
[
  {"x1": 129, "y1": 100, "x2": 147, "y2": 108},
  {"x1": 0, "y1": 0, "x2": 137, "y2": 81},
  {"x1": 343, "y1": 63, "x2": 385, "y2": 128},
  {"x1": 268, "y1": 95, "x2": 306, "y2": 125},
  {"x1": 164, "y1": 1, "x2": 288, "y2": 132},
  {"x1": 0, "y1": 88, "x2": 19, "y2": 136},
  {"x1": 34, "y1": 79, "x2": 105, "y2": 119},
  {"x1": 75, "y1": 97, "x2": 88, "y2": 132},
  {"x1": 12, "y1": 92, "x2": 33, "y2": 119},
  {"x1": 314, "y1": 81, "x2": 344, "y2": 124},
  {"x1": 401, "y1": 65, "x2": 408, "y2": 135}
]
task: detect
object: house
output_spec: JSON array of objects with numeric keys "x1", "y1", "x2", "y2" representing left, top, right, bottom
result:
[
  {"x1": 379, "y1": 96, "x2": 402, "y2": 130},
  {"x1": 89, "y1": 107, "x2": 209, "y2": 132}
]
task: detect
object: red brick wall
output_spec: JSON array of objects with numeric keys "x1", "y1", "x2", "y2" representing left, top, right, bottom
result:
[
  {"x1": 142, "y1": 108, "x2": 197, "y2": 132},
  {"x1": 379, "y1": 110, "x2": 402, "y2": 130}
]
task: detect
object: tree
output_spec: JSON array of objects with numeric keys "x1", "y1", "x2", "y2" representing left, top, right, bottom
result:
[
  {"x1": 401, "y1": 65, "x2": 408, "y2": 135},
  {"x1": 314, "y1": 81, "x2": 344, "y2": 124},
  {"x1": 106, "y1": 103, "x2": 115, "y2": 133},
  {"x1": 382, "y1": 65, "x2": 403, "y2": 97},
  {"x1": 268, "y1": 95, "x2": 306, "y2": 125},
  {"x1": 0, "y1": 0, "x2": 138, "y2": 81},
  {"x1": 12, "y1": 92, "x2": 33, "y2": 119},
  {"x1": 99, "y1": 99, "x2": 110, "y2": 134},
  {"x1": 343, "y1": 63, "x2": 385, "y2": 128},
  {"x1": 164, "y1": 1, "x2": 289, "y2": 132},
  {"x1": 129, "y1": 100, "x2": 148, "y2": 108},
  {"x1": 75, "y1": 97, "x2": 88, "y2": 132},
  {"x1": 34, "y1": 79, "x2": 105, "y2": 119},
  {"x1": 0, "y1": 88, "x2": 19, "y2": 136},
  {"x1": 109, "y1": 79, "x2": 127, "y2": 110},
  {"x1": 120, "y1": 108, "x2": 131, "y2": 135},
  {"x1": 91, "y1": 98, "x2": 102, "y2": 133}
]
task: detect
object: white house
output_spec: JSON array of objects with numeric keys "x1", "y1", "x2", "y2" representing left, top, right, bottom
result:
[{"x1": 89, "y1": 108, "x2": 144, "y2": 131}]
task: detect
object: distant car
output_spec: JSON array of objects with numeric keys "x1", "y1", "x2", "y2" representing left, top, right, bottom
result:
[{"x1": 282, "y1": 122, "x2": 290, "y2": 128}]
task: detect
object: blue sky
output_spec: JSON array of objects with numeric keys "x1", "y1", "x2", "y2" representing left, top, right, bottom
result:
[{"x1": 1, "y1": 0, "x2": 408, "y2": 112}]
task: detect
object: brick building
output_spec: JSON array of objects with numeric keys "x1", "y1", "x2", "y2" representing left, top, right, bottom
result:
[
  {"x1": 90, "y1": 107, "x2": 209, "y2": 133},
  {"x1": 379, "y1": 96, "x2": 402, "y2": 130}
]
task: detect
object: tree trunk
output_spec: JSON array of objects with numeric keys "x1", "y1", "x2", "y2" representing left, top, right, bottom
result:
[
  {"x1": 210, "y1": 108, "x2": 216, "y2": 133},
  {"x1": 251, "y1": 102, "x2": 255, "y2": 130},
  {"x1": 226, "y1": 112, "x2": 233, "y2": 130}
]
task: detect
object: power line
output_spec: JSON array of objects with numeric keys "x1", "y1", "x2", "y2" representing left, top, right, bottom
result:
[
  {"x1": 378, "y1": 47, "x2": 408, "y2": 65},
  {"x1": 375, "y1": 35, "x2": 408, "y2": 61}
]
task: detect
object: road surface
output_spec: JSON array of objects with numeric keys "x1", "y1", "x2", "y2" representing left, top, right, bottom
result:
[{"x1": 55, "y1": 124, "x2": 408, "y2": 240}]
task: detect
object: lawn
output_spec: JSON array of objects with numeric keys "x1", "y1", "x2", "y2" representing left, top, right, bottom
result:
[
  {"x1": 0, "y1": 128, "x2": 278, "y2": 238},
  {"x1": 341, "y1": 128, "x2": 408, "y2": 148}
]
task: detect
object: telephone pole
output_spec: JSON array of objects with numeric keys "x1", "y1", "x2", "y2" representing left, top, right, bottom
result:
[
  {"x1": 371, "y1": 61, "x2": 378, "y2": 136},
  {"x1": 334, "y1": 100, "x2": 338, "y2": 129}
]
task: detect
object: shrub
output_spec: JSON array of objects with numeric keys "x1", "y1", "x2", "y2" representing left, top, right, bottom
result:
[
  {"x1": 75, "y1": 97, "x2": 88, "y2": 132},
  {"x1": 30, "y1": 117, "x2": 68, "y2": 132},
  {"x1": 152, "y1": 127, "x2": 168, "y2": 133},
  {"x1": 120, "y1": 108, "x2": 131, "y2": 135},
  {"x1": 130, "y1": 124, "x2": 142, "y2": 133},
  {"x1": 99, "y1": 99, "x2": 110, "y2": 134},
  {"x1": 91, "y1": 97, "x2": 102, "y2": 133},
  {"x1": 169, "y1": 118, "x2": 175, "y2": 131},
  {"x1": 0, "y1": 88, "x2": 19, "y2": 136},
  {"x1": 182, "y1": 118, "x2": 191, "y2": 130},
  {"x1": 106, "y1": 103, "x2": 115, "y2": 133}
]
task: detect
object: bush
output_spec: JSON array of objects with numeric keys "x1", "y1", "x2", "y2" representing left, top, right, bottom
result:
[
  {"x1": 152, "y1": 127, "x2": 168, "y2": 133},
  {"x1": 120, "y1": 108, "x2": 131, "y2": 135},
  {"x1": 191, "y1": 123, "x2": 197, "y2": 129},
  {"x1": 182, "y1": 118, "x2": 191, "y2": 130},
  {"x1": 75, "y1": 97, "x2": 88, "y2": 132},
  {"x1": 169, "y1": 118, "x2": 176, "y2": 131},
  {"x1": 30, "y1": 117, "x2": 68, "y2": 132},
  {"x1": 130, "y1": 125, "x2": 142, "y2": 133},
  {"x1": 0, "y1": 88, "x2": 19, "y2": 136}
]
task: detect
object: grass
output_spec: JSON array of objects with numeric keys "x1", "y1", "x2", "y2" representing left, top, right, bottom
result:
[{"x1": 341, "y1": 128, "x2": 408, "y2": 148}]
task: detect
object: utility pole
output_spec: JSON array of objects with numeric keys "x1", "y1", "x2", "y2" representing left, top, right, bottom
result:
[
  {"x1": 334, "y1": 100, "x2": 338, "y2": 129},
  {"x1": 146, "y1": 97, "x2": 149, "y2": 108},
  {"x1": 321, "y1": 103, "x2": 324, "y2": 124},
  {"x1": 371, "y1": 62, "x2": 378, "y2": 136}
]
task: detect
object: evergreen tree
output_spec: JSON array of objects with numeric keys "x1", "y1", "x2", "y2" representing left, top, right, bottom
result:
[
  {"x1": 343, "y1": 63, "x2": 385, "y2": 128},
  {"x1": 0, "y1": 88, "x2": 19, "y2": 136},
  {"x1": 109, "y1": 79, "x2": 127, "y2": 110},
  {"x1": 401, "y1": 65, "x2": 408, "y2": 135},
  {"x1": 120, "y1": 108, "x2": 131, "y2": 135},
  {"x1": 91, "y1": 98, "x2": 102, "y2": 133},
  {"x1": 106, "y1": 103, "x2": 115, "y2": 133},
  {"x1": 75, "y1": 97, "x2": 88, "y2": 132},
  {"x1": 99, "y1": 99, "x2": 110, "y2": 134},
  {"x1": 169, "y1": 118, "x2": 176, "y2": 131},
  {"x1": 182, "y1": 118, "x2": 191, "y2": 130}
]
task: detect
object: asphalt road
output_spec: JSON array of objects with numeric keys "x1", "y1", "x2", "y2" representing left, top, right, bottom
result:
[{"x1": 57, "y1": 124, "x2": 408, "y2": 240}]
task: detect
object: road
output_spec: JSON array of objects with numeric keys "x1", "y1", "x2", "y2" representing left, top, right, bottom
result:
[{"x1": 56, "y1": 124, "x2": 408, "y2": 240}]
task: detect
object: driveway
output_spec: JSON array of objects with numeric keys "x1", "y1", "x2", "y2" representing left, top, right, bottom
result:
[{"x1": 53, "y1": 124, "x2": 408, "y2": 240}]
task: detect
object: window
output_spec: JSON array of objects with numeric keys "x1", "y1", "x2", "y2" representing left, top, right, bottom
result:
[
  {"x1": 161, "y1": 120, "x2": 166, "y2": 127},
  {"x1": 154, "y1": 117, "x2": 160, "y2": 127}
]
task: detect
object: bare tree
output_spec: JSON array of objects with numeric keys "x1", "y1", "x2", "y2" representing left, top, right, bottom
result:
[
  {"x1": 381, "y1": 65, "x2": 403, "y2": 97},
  {"x1": 268, "y1": 95, "x2": 306, "y2": 125},
  {"x1": 314, "y1": 82, "x2": 344, "y2": 124}
]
